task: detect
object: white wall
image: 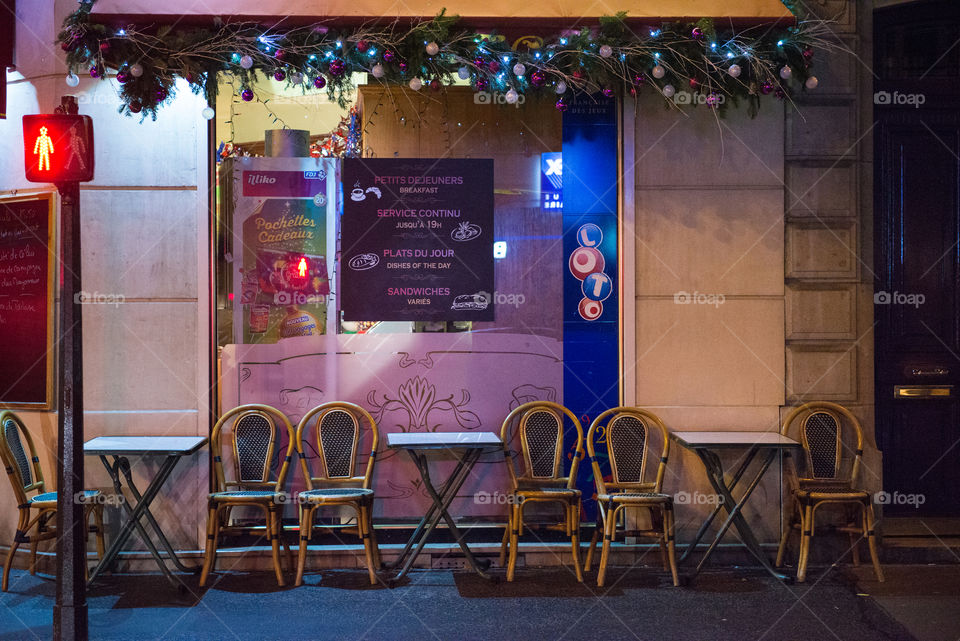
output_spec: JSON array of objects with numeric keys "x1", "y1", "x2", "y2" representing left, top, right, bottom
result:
[{"x1": 0, "y1": 0, "x2": 210, "y2": 564}]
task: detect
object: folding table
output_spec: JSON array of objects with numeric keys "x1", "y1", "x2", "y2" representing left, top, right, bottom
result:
[
  {"x1": 84, "y1": 435, "x2": 207, "y2": 587},
  {"x1": 671, "y1": 431, "x2": 800, "y2": 582},
  {"x1": 386, "y1": 431, "x2": 502, "y2": 584}
]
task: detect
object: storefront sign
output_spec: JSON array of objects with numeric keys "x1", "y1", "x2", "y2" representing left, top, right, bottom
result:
[
  {"x1": 0, "y1": 194, "x2": 54, "y2": 408},
  {"x1": 226, "y1": 157, "x2": 337, "y2": 344},
  {"x1": 341, "y1": 158, "x2": 494, "y2": 322}
]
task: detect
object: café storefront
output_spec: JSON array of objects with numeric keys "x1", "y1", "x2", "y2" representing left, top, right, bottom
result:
[{"x1": 0, "y1": 0, "x2": 875, "y2": 586}]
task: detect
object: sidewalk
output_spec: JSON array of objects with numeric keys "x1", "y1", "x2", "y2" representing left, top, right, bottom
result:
[{"x1": 3, "y1": 562, "x2": 956, "y2": 640}]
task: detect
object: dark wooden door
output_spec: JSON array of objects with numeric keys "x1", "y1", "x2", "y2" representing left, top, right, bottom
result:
[{"x1": 875, "y1": 1, "x2": 960, "y2": 517}]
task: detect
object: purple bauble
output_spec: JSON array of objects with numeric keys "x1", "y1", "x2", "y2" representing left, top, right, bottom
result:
[
  {"x1": 430, "y1": 78, "x2": 441, "y2": 92},
  {"x1": 602, "y1": 87, "x2": 614, "y2": 98},
  {"x1": 117, "y1": 71, "x2": 130, "y2": 84},
  {"x1": 383, "y1": 50, "x2": 395, "y2": 62},
  {"x1": 774, "y1": 88, "x2": 786, "y2": 100},
  {"x1": 313, "y1": 75, "x2": 326, "y2": 89},
  {"x1": 356, "y1": 40, "x2": 369, "y2": 53},
  {"x1": 760, "y1": 81, "x2": 774, "y2": 95},
  {"x1": 706, "y1": 92, "x2": 720, "y2": 107},
  {"x1": 240, "y1": 88, "x2": 254, "y2": 101},
  {"x1": 274, "y1": 49, "x2": 286, "y2": 60},
  {"x1": 555, "y1": 98, "x2": 568, "y2": 112},
  {"x1": 530, "y1": 70, "x2": 546, "y2": 87},
  {"x1": 156, "y1": 87, "x2": 168, "y2": 101},
  {"x1": 398, "y1": 61, "x2": 408, "y2": 72},
  {"x1": 99, "y1": 41, "x2": 111, "y2": 53},
  {"x1": 473, "y1": 56, "x2": 485, "y2": 67},
  {"x1": 475, "y1": 77, "x2": 488, "y2": 91},
  {"x1": 328, "y1": 59, "x2": 345, "y2": 77},
  {"x1": 802, "y1": 47, "x2": 814, "y2": 62},
  {"x1": 274, "y1": 69, "x2": 286, "y2": 82},
  {"x1": 487, "y1": 60, "x2": 500, "y2": 73},
  {"x1": 633, "y1": 74, "x2": 646, "y2": 86},
  {"x1": 128, "y1": 100, "x2": 142, "y2": 113},
  {"x1": 89, "y1": 65, "x2": 102, "y2": 79},
  {"x1": 691, "y1": 27, "x2": 704, "y2": 41}
]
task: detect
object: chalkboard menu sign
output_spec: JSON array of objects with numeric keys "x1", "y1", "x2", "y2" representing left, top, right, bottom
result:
[
  {"x1": 341, "y1": 158, "x2": 494, "y2": 321},
  {"x1": 0, "y1": 195, "x2": 54, "y2": 408}
]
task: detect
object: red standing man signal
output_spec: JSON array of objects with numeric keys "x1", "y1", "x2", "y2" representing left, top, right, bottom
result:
[{"x1": 22, "y1": 113, "x2": 94, "y2": 183}]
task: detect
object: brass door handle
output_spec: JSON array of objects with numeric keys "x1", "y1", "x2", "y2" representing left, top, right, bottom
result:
[{"x1": 894, "y1": 385, "x2": 953, "y2": 398}]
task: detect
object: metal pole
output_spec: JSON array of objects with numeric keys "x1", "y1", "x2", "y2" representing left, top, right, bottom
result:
[{"x1": 53, "y1": 172, "x2": 87, "y2": 638}]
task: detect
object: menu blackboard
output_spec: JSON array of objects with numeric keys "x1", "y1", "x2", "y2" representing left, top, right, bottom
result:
[
  {"x1": 340, "y1": 158, "x2": 494, "y2": 322},
  {"x1": 0, "y1": 195, "x2": 54, "y2": 408}
]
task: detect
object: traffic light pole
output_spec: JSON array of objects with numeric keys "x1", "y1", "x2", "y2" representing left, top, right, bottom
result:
[{"x1": 53, "y1": 177, "x2": 87, "y2": 640}]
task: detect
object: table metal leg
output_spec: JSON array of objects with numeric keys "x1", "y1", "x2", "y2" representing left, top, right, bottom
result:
[
  {"x1": 117, "y1": 456, "x2": 199, "y2": 574},
  {"x1": 412, "y1": 450, "x2": 490, "y2": 579},
  {"x1": 87, "y1": 455, "x2": 188, "y2": 587},
  {"x1": 390, "y1": 449, "x2": 489, "y2": 583},
  {"x1": 692, "y1": 448, "x2": 791, "y2": 582},
  {"x1": 388, "y1": 455, "x2": 470, "y2": 572},
  {"x1": 678, "y1": 448, "x2": 759, "y2": 563}
]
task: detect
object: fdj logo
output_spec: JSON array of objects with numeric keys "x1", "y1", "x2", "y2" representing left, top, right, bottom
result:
[
  {"x1": 303, "y1": 170, "x2": 327, "y2": 180},
  {"x1": 544, "y1": 157, "x2": 562, "y2": 178},
  {"x1": 577, "y1": 223, "x2": 603, "y2": 248},
  {"x1": 582, "y1": 272, "x2": 612, "y2": 302}
]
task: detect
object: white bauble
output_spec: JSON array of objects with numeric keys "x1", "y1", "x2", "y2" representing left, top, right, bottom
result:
[
  {"x1": 779, "y1": 65, "x2": 792, "y2": 80},
  {"x1": 555, "y1": 80, "x2": 567, "y2": 94},
  {"x1": 805, "y1": 75, "x2": 819, "y2": 90},
  {"x1": 426, "y1": 42, "x2": 439, "y2": 56},
  {"x1": 457, "y1": 66, "x2": 471, "y2": 80},
  {"x1": 201, "y1": 106, "x2": 215, "y2": 120},
  {"x1": 408, "y1": 77, "x2": 422, "y2": 91},
  {"x1": 599, "y1": 44, "x2": 613, "y2": 58},
  {"x1": 129, "y1": 63, "x2": 144, "y2": 77},
  {"x1": 662, "y1": 84, "x2": 675, "y2": 98},
  {"x1": 652, "y1": 65, "x2": 665, "y2": 79},
  {"x1": 513, "y1": 62, "x2": 526, "y2": 76},
  {"x1": 65, "y1": 72, "x2": 80, "y2": 87},
  {"x1": 728, "y1": 64, "x2": 741, "y2": 78},
  {"x1": 371, "y1": 63, "x2": 385, "y2": 78},
  {"x1": 505, "y1": 89, "x2": 519, "y2": 104}
]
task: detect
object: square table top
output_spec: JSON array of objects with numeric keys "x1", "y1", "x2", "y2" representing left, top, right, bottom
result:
[
  {"x1": 387, "y1": 431, "x2": 502, "y2": 450},
  {"x1": 83, "y1": 436, "x2": 207, "y2": 456},
  {"x1": 671, "y1": 431, "x2": 800, "y2": 450}
]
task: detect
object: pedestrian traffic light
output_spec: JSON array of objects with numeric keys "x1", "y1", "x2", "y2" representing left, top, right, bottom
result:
[{"x1": 22, "y1": 114, "x2": 95, "y2": 183}]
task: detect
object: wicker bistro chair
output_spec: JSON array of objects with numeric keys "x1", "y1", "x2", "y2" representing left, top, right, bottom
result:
[
  {"x1": 776, "y1": 402, "x2": 884, "y2": 583},
  {"x1": 200, "y1": 404, "x2": 295, "y2": 587},
  {"x1": 584, "y1": 407, "x2": 679, "y2": 587},
  {"x1": 498, "y1": 401, "x2": 585, "y2": 582},
  {"x1": 294, "y1": 402, "x2": 381, "y2": 586},
  {"x1": 0, "y1": 410, "x2": 105, "y2": 592}
]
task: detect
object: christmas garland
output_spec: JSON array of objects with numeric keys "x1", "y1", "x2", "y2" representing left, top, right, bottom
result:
[{"x1": 57, "y1": 0, "x2": 841, "y2": 119}]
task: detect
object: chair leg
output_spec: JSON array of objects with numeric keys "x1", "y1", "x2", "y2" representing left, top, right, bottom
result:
[
  {"x1": 665, "y1": 504, "x2": 679, "y2": 587},
  {"x1": 2, "y1": 536, "x2": 22, "y2": 592},
  {"x1": 797, "y1": 504, "x2": 814, "y2": 583},
  {"x1": 597, "y1": 507, "x2": 615, "y2": 588},
  {"x1": 267, "y1": 506, "x2": 285, "y2": 587},
  {"x1": 296, "y1": 505, "x2": 313, "y2": 587},
  {"x1": 367, "y1": 502, "x2": 382, "y2": 570},
  {"x1": 864, "y1": 502, "x2": 884, "y2": 583},
  {"x1": 568, "y1": 503, "x2": 583, "y2": 583},
  {"x1": 776, "y1": 502, "x2": 795, "y2": 569},
  {"x1": 28, "y1": 537, "x2": 39, "y2": 576},
  {"x1": 199, "y1": 505, "x2": 219, "y2": 587},
  {"x1": 507, "y1": 502, "x2": 520, "y2": 582},
  {"x1": 499, "y1": 509, "x2": 511, "y2": 568},
  {"x1": 358, "y1": 504, "x2": 378, "y2": 585},
  {"x1": 584, "y1": 520, "x2": 600, "y2": 572}
]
